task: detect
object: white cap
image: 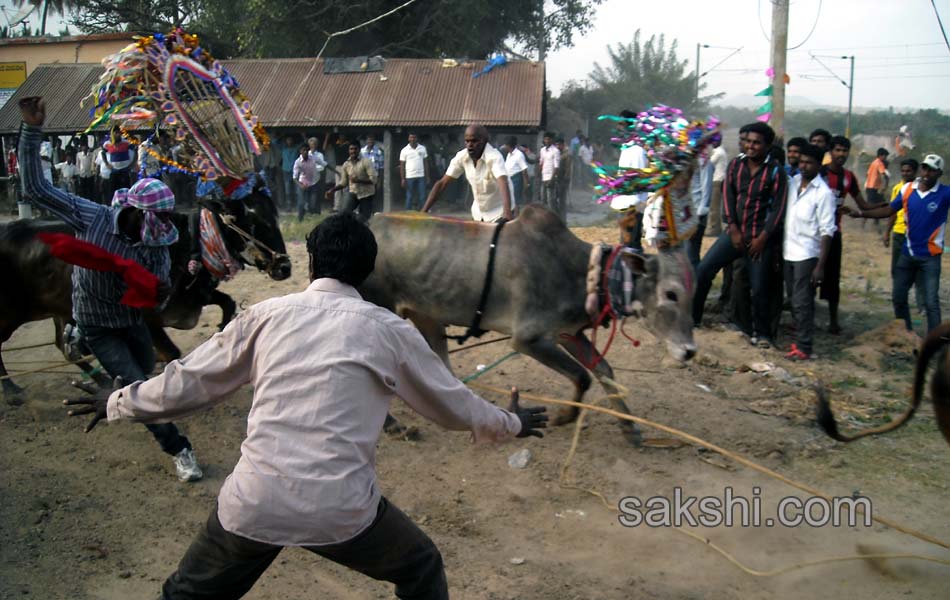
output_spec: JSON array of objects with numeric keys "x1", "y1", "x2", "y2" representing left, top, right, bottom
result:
[{"x1": 922, "y1": 154, "x2": 944, "y2": 171}]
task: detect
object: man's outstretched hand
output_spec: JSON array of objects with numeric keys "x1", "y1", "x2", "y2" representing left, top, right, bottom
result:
[
  {"x1": 18, "y1": 96, "x2": 45, "y2": 127},
  {"x1": 508, "y1": 387, "x2": 548, "y2": 438},
  {"x1": 64, "y1": 376, "x2": 123, "y2": 433}
]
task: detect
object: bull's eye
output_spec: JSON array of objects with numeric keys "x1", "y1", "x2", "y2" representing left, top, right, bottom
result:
[{"x1": 665, "y1": 290, "x2": 678, "y2": 303}]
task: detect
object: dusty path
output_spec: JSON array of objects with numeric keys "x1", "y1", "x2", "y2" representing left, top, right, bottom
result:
[{"x1": 1, "y1": 217, "x2": 948, "y2": 599}]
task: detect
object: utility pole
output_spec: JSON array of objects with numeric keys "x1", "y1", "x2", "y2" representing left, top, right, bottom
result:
[
  {"x1": 769, "y1": 0, "x2": 789, "y2": 139},
  {"x1": 845, "y1": 55, "x2": 854, "y2": 138},
  {"x1": 695, "y1": 43, "x2": 701, "y2": 104}
]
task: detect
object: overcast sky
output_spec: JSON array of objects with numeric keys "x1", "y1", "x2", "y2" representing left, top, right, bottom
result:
[
  {"x1": 546, "y1": 0, "x2": 950, "y2": 110},
  {"x1": 2, "y1": 0, "x2": 948, "y2": 110}
]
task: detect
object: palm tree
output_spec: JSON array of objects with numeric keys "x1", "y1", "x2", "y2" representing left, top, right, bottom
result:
[{"x1": 13, "y1": 0, "x2": 78, "y2": 35}]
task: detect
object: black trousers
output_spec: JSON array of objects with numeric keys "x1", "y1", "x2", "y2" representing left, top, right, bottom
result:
[
  {"x1": 692, "y1": 232, "x2": 776, "y2": 339},
  {"x1": 345, "y1": 193, "x2": 375, "y2": 222},
  {"x1": 162, "y1": 497, "x2": 448, "y2": 600},
  {"x1": 784, "y1": 258, "x2": 818, "y2": 354},
  {"x1": 818, "y1": 230, "x2": 842, "y2": 304}
]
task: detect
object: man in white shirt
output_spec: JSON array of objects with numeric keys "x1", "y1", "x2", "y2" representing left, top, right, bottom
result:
[
  {"x1": 611, "y1": 110, "x2": 649, "y2": 254},
  {"x1": 707, "y1": 139, "x2": 728, "y2": 236},
  {"x1": 783, "y1": 144, "x2": 836, "y2": 361},
  {"x1": 538, "y1": 131, "x2": 560, "y2": 210},
  {"x1": 306, "y1": 136, "x2": 328, "y2": 214},
  {"x1": 94, "y1": 145, "x2": 112, "y2": 204},
  {"x1": 75, "y1": 141, "x2": 96, "y2": 199},
  {"x1": 576, "y1": 136, "x2": 594, "y2": 188},
  {"x1": 65, "y1": 213, "x2": 547, "y2": 600},
  {"x1": 54, "y1": 153, "x2": 78, "y2": 193},
  {"x1": 422, "y1": 124, "x2": 514, "y2": 222},
  {"x1": 399, "y1": 133, "x2": 429, "y2": 210},
  {"x1": 502, "y1": 136, "x2": 528, "y2": 207}
]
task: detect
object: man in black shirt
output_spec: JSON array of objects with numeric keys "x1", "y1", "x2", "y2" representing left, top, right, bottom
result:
[{"x1": 692, "y1": 122, "x2": 788, "y2": 348}]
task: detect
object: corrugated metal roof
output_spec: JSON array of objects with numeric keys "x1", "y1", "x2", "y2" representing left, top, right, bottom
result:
[
  {"x1": 0, "y1": 58, "x2": 544, "y2": 134},
  {"x1": 0, "y1": 64, "x2": 103, "y2": 134}
]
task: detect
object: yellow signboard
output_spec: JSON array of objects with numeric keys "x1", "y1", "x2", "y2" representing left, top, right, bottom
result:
[{"x1": 0, "y1": 62, "x2": 26, "y2": 89}]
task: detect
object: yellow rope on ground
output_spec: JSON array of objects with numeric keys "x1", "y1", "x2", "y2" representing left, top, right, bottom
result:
[
  {"x1": 3, "y1": 341, "x2": 57, "y2": 352},
  {"x1": 467, "y1": 380, "x2": 950, "y2": 574},
  {"x1": 447, "y1": 336, "x2": 512, "y2": 355},
  {"x1": 0, "y1": 355, "x2": 96, "y2": 381}
]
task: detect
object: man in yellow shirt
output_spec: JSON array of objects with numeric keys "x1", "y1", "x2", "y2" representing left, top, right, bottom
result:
[{"x1": 884, "y1": 158, "x2": 920, "y2": 273}]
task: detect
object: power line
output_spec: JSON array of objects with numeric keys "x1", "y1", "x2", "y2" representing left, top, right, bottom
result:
[
  {"x1": 809, "y1": 53, "x2": 850, "y2": 87},
  {"x1": 788, "y1": 0, "x2": 821, "y2": 50},
  {"x1": 808, "y1": 42, "x2": 944, "y2": 51},
  {"x1": 701, "y1": 47, "x2": 744, "y2": 77},
  {"x1": 931, "y1": 0, "x2": 950, "y2": 54},
  {"x1": 809, "y1": 53, "x2": 950, "y2": 61}
]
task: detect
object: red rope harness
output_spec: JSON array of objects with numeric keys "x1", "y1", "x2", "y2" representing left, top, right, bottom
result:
[{"x1": 561, "y1": 245, "x2": 640, "y2": 370}]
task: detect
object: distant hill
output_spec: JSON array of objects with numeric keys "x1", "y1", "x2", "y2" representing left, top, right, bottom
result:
[{"x1": 716, "y1": 95, "x2": 948, "y2": 115}]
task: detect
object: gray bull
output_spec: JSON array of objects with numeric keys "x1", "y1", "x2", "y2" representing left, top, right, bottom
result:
[{"x1": 359, "y1": 205, "x2": 697, "y2": 444}]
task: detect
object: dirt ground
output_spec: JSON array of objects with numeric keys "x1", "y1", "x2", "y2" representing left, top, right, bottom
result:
[{"x1": 1, "y1": 212, "x2": 949, "y2": 600}]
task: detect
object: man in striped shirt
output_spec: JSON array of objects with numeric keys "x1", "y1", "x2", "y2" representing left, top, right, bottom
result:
[
  {"x1": 691, "y1": 122, "x2": 788, "y2": 348},
  {"x1": 18, "y1": 96, "x2": 202, "y2": 482}
]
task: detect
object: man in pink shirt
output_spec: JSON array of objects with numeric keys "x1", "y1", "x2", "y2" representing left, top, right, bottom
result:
[{"x1": 65, "y1": 213, "x2": 547, "y2": 600}]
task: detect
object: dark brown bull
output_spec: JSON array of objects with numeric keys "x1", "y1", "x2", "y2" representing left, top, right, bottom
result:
[
  {"x1": 816, "y1": 322, "x2": 950, "y2": 447},
  {"x1": 0, "y1": 187, "x2": 290, "y2": 397}
]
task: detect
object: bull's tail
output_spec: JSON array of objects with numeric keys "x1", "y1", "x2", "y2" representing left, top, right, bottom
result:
[{"x1": 816, "y1": 322, "x2": 950, "y2": 444}]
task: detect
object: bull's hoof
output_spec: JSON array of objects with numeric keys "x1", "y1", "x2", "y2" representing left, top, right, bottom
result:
[
  {"x1": 551, "y1": 406, "x2": 580, "y2": 427},
  {"x1": 3, "y1": 380, "x2": 25, "y2": 405},
  {"x1": 383, "y1": 415, "x2": 421, "y2": 441},
  {"x1": 621, "y1": 423, "x2": 643, "y2": 447}
]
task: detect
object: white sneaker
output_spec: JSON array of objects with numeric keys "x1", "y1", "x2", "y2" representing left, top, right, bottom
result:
[{"x1": 173, "y1": 448, "x2": 203, "y2": 482}]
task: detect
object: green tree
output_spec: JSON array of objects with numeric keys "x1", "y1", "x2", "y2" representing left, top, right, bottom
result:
[
  {"x1": 69, "y1": 1, "x2": 204, "y2": 35},
  {"x1": 70, "y1": 0, "x2": 603, "y2": 60},
  {"x1": 13, "y1": 0, "x2": 80, "y2": 35},
  {"x1": 550, "y1": 30, "x2": 720, "y2": 147}
]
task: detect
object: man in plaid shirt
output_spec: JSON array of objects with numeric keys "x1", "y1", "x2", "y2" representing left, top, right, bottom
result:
[{"x1": 18, "y1": 96, "x2": 202, "y2": 483}]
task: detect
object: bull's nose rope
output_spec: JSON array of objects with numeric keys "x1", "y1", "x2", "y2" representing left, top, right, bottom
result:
[
  {"x1": 467, "y1": 380, "x2": 950, "y2": 574},
  {"x1": 219, "y1": 215, "x2": 288, "y2": 262}
]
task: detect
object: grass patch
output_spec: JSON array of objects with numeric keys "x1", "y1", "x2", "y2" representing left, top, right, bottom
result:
[
  {"x1": 833, "y1": 375, "x2": 867, "y2": 389},
  {"x1": 279, "y1": 213, "x2": 328, "y2": 242}
]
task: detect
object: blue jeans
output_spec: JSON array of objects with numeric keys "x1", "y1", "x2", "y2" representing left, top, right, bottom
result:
[
  {"x1": 541, "y1": 180, "x2": 557, "y2": 211},
  {"x1": 405, "y1": 177, "x2": 426, "y2": 210},
  {"x1": 893, "y1": 252, "x2": 941, "y2": 333},
  {"x1": 510, "y1": 171, "x2": 524, "y2": 207},
  {"x1": 692, "y1": 232, "x2": 776, "y2": 340},
  {"x1": 687, "y1": 215, "x2": 708, "y2": 269},
  {"x1": 281, "y1": 171, "x2": 295, "y2": 210},
  {"x1": 296, "y1": 184, "x2": 317, "y2": 221},
  {"x1": 81, "y1": 321, "x2": 190, "y2": 456}
]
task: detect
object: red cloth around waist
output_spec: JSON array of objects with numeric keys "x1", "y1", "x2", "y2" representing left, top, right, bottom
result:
[{"x1": 36, "y1": 232, "x2": 160, "y2": 309}]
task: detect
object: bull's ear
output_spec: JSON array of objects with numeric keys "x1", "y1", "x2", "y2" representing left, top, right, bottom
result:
[{"x1": 620, "y1": 251, "x2": 648, "y2": 275}]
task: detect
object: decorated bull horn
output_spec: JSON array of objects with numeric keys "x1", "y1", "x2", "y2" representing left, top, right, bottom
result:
[
  {"x1": 84, "y1": 27, "x2": 269, "y2": 183},
  {"x1": 593, "y1": 105, "x2": 720, "y2": 249}
]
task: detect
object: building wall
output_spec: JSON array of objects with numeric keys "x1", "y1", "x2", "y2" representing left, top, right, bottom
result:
[{"x1": 0, "y1": 36, "x2": 131, "y2": 76}]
